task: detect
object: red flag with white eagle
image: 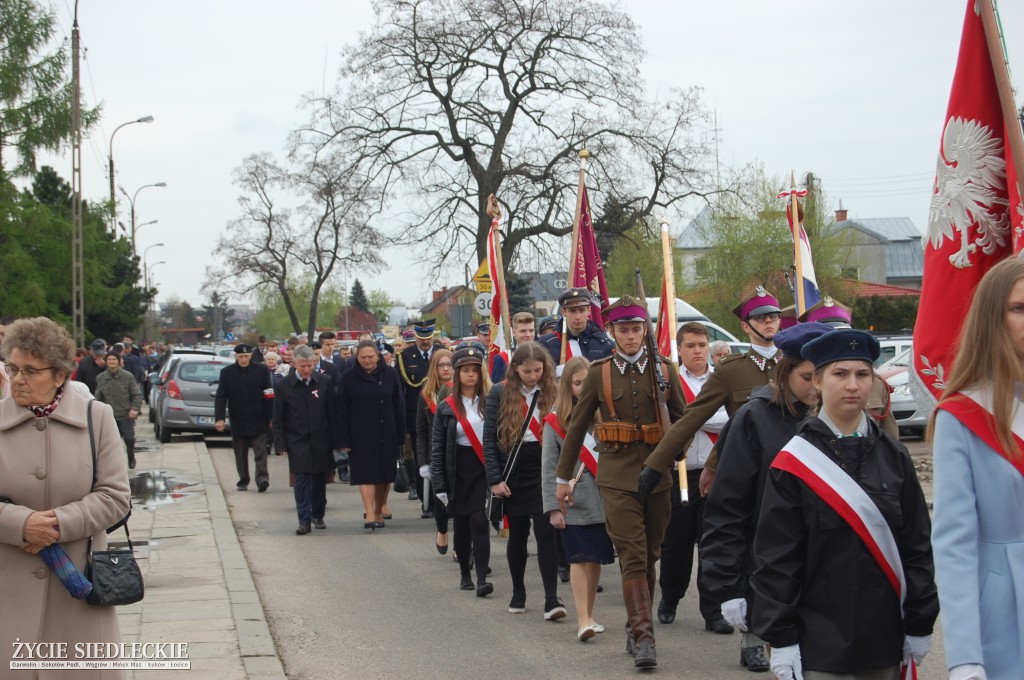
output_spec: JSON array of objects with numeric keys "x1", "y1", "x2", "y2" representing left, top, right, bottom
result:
[{"x1": 913, "y1": 0, "x2": 1024, "y2": 405}]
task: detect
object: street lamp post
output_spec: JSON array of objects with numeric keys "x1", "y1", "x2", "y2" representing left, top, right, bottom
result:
[
  {"x1": 142, "y1": 243, "x2": 164, "y2": 340},
  {"x1": 108, "y1": 115, "x2": 154, "y2": 231},
  {"x1": 147, "y1": 260, "x2": 167, "y2": 343},
  {"x1": 120, "y1": 182, "x2": 167, "y2": 255}
]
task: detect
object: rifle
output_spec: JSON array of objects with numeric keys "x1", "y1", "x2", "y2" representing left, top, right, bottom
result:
[{"x1": 635, "y1": 268, "x2": 688, "y2": 506}]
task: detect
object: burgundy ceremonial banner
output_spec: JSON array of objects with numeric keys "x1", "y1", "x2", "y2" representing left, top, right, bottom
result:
[
  {"x1": 914, "y1": 0, "x2": 1023, "y2": 404},
  {"x1": 569, "y1": 183, "x2": 610, "y2": 326}
]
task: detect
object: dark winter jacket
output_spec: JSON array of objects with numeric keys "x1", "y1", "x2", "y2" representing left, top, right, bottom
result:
[
  {"x1": 214, "y1": 362, "x2": 274, "y2": 437},
  {"x1": 539, "y1": 320, "x2": 614, "y2": 364},
  {"x1": 701, "y1": 385, "x2": 811, "y2": 605},
  {"x1": 750, "y1": 416, "x2": 938, "y2": 673},
  {"x1": 272, "y1": 371, "x2": 339, "y2": 474},
  {"x1": 73, "y1": 356, "x2": 107, "y2": 394}
]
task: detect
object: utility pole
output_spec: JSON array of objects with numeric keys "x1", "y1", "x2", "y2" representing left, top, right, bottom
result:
[{"x1": 71, "y1": 2, "x2": 85, "y2": 347}]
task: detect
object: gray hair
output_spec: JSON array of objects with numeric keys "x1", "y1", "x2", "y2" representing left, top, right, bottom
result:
[
  {"x1": 292, "y1": 345, "x2": 315, "y2": 361},
  {"x1": 263, "y1": 352, "x2": 280, "y2": 362},
  {"x1": 710, "y1": 340, "x2": 730, "y2": 355},
  {"x1": 1, "y1": 317, "x2": 75, "y2": 376}
]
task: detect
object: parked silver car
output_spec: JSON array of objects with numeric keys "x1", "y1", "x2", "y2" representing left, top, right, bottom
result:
[
  {"x1": 877, "y1": 349, "x2": 931, "y2": 438},
  {"x1": 155, "y1": 356, "x2": 233, "y2": 443}
]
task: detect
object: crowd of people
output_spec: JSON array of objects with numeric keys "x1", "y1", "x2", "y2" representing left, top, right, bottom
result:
[{"x1": 3, "y1": 265, "x2": 1024, "y2": 678}]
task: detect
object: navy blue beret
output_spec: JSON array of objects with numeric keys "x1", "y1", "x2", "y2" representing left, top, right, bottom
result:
[
  {"x1": 773, "y1": 322, "x2": 835, "y2": 360},
  {"x1": 800, "y1": 329, "x2": 880, "y2": 368},
  {"x1": 234, "y1": 343, "x2": 254, "y2": 354}
]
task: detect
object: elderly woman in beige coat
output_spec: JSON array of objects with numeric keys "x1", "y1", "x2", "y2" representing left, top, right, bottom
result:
[{"x1": 0, "y1": 318, "x2": 131, "y2": 678}]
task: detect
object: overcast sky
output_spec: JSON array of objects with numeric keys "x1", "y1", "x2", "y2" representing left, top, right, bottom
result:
[{"x1": 42, "y1": 0, "x2": 1024, "y2": 309}]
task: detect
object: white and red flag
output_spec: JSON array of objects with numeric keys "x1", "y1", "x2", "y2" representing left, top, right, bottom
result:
[
  {"x1": 914, "y1": 0, "x2": 1024, "y2": 404},
  {"x1": 569, "y1": 182, "x2": 610, "y2": 326},
  {"x1": 486, "y1": 216, "x2": 509, "y2": 364},
  {"x1": 656, "y1": 220, "x2": 679, "y2": 364}
]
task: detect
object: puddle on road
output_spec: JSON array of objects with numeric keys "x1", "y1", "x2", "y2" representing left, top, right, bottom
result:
[{"x1": 130, "y1": 470, "x2": 203, "y2": 510}]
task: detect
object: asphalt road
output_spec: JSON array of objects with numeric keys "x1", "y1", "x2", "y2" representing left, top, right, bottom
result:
[{"x1": 206, "y1": 435, "x2": 949, "y2": 680}]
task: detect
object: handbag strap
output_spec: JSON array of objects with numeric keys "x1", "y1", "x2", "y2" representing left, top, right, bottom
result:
[
  {"x1": 85, "y1": 400, "x2": 133, "y2": 555},
  {"x1": 500, "y1": 390, "x2": 540, "y2": 482}
]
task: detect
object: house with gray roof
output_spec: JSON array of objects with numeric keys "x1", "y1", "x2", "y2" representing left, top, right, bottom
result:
[{"x1": 675, "y1": 206, "x2": 925, "y2": 289}]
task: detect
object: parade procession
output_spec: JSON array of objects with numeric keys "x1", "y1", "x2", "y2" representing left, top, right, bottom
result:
[{"x1": 2, "y1": 0, "x2": 1024, "y2": 678}]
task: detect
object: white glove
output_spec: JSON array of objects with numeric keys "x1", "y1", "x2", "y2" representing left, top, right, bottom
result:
[
  {"x1": 902, "y1": 634, "x2": 932, "y2": 666},
  {"x1": 419, "y1": 465, "x2": 430, "y2": 480},
  {"x1": 720, "y1": 598, "x2": 748, "y2": 632},
  {"x1": 949, "y1": 664, "x2": 986, "y2": 680},
  {"x1": 435, "y1": 493, "x2": 449, "y2": 507},
  {"x1": 770, "y1": 644, "x2": 803, "y2": 680}
]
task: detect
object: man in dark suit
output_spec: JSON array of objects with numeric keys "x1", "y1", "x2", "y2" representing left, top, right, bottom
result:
[
  {"x1": 310, "y1": 340, "x2": 341, "y2": 387},
  {"x1": 397, "y1": 320, "x2": 439, "y2": 508},
  {"x1": 215, "y1": 343, "x2": 275, "y2": 492}
]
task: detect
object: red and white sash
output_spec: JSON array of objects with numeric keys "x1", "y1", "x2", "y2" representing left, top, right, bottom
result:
[
  {"x1": 427, "y1": 398, "x2": 438, "y2": 416},
  {"x1": 444, "y1": 395, "x2": 485, "y2": 464},
  {"x1": 771, "y1": 435, "x2": 906, "y2": 608},
  {"x1": 555, "y1": 332, "x2": 581, "y2": 362},
  {"x1": 936, "y1": 388, "x2": 1024, "y2": 478},
  {"x1": 543, "y1": 412, "x2": 600, "y2": 477},
  {"x1": 679, "y1": 373, "x2": 719, "y2": 445},
  {"x1": 522, "y1": 397, "x2": 544, "y2": 440}
]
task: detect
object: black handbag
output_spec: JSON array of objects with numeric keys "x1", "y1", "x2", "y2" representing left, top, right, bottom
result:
[
  {"x1": 486, "y1": 392, "x2": 539, "y2": 529},
  {"x1": 393, "y1": 459, "x2": 410, "y2": 493},
  {"x1": 84, "y1": 401, "x2": 144, "y2": 606}
]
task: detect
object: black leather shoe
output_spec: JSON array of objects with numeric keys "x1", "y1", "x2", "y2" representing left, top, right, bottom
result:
[
  {"x1": 435, "y1": 533, "x2": 448, "y2": 555},
  {"x1": 705, "y1": 617, "x2": 734, "y2": 634},
  {"x1": 476, "y1": 581, "x2": 493, "y2": 597},
  {"x1": 408, "y1": 489, "x2": 419, "y2": 501},
  {"x1": 421, "y1": 510, "x2": 434, "y2": 519},
  {"x1": 740, "y1": 645, "x2": 770, "y2": 672},
  {"x1": 295, "y1": 523, "x2": 311, "y2": 535},
  {"x1": 257, "y1": 480, "x2": 269, "y2": 493},
  {"x1": 363, "y1": 521, "x2": 376, "y2": 531},
  {"x1": 460, "y1": 574, "x2": 474, "y2": 590},
  {"x1": 657, "y1": 599, "x2": 677, "y2": 624},
  {"x1": 313, "y1": 518, "x2": 326, "y2": 530},
  {"x1": 237, "y1": 483, "x2": 248, "y2": 491},
  {"x1": 633, "y1": 639, "x2": 657, "y2": 668}
]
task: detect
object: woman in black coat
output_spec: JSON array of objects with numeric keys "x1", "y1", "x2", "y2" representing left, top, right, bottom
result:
[
  {"x1": 337, "y1": 340, "x2": 405, "y2": 529},
  {"x1": 415, "y1": 348, "x2": 453, "y2": 552}
]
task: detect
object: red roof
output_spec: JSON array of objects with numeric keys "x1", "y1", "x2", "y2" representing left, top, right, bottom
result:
[{"x1": 835, "y1": 280, "x2": 920, "y2": 298}]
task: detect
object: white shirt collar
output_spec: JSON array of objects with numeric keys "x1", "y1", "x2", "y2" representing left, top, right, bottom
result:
[
  {"x1": 818, "y1": 409, "x2": 868, "y2": 438},
  {"x1": 750, "y1": 344, "x2": 778, "y2": 360},
  {"x1": 616, "y1": 347, "x2": 646, "y2": 364}
]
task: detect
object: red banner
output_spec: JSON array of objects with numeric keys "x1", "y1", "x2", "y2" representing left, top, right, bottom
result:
[
  {"x1": 569, "y1": 184, "x2": 610, "y2": 325},
  {"x1": 913, "y1": 1, "x2": 1022, "y2": 404}
]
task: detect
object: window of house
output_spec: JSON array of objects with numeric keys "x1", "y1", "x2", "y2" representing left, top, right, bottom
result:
[
  {"x1": 839, "y1": 266, "x2": 860, "y2": 280},
  {"x1": 694, "y1": 256, "x2": 711, "y2": 281}
]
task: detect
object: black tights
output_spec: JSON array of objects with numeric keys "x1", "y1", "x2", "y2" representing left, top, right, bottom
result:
[
  {"x1": 453, "y1": 510, "x2": 490, "y2": 581},
  {"x1": 506, "y1": 513, "x2": 558, "y2": 598}
]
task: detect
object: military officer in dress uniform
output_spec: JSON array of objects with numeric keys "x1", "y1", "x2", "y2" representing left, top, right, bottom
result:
[
  {"x1": 398, "y1": 320, "x2": 439, "y2": 507},
  {"x1": 541, "y1": 287, "x2": 615, "y2": 371},
  {"x1": 649, "y1": 287, "x2": 783, "y2": 499},
  {"x1": 555, "y1": 296, "x2": 686, "y2": 669},
  {"x1": 799, "y1": 295, "x2": 899, "y2": 438}
]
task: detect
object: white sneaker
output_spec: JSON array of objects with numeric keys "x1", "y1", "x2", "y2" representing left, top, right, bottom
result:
[{"x1": 592, "y1": 622, "x2": 605, "y2": 634}]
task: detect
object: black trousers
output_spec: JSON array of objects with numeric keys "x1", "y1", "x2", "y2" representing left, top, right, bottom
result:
[
  {"x1": 506, "y1": 513, "x2": 558, "y2": 599},
  {"x1": 659, "y1": 467, "x2": 718, "y2": 621},
  {"x1": 452, "y1": 510, "x2": 489, "y2": 581},
  {"x1": 233, "y1": 433, "x2": 269, "y2": 487}
]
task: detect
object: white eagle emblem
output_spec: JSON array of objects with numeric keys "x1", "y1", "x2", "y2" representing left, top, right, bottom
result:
[{"x1": 928, "y1": 116, "x2": 1009, "y2": 269}]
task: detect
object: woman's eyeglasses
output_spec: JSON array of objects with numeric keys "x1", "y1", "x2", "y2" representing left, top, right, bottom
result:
[
  {"x1": 7, "y1": 364, "x2": 52, "y2": 379},
  {"x1": 437, "y1": 362, "x2": 453, "y2": 368}
]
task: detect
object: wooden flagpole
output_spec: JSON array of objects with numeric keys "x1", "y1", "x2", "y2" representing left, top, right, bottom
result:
[
  {"x1": 562, "y1": 149, "x2": 590, "y2": 364},
  {"x1": 790, "y1": 171, "x2": 807, "y2": 315},
  {"x1": 660, "y1": 217, "x2": 677, "y2": 365},
  {"x1": 487, "y1": 195, "x2": 512, "y2": 351},
  {"x1": 980, "y1": 0, "x2": 1024, "y2": 217}
]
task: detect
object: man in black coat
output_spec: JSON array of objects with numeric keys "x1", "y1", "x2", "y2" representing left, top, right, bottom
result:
[
  {"x1": 273, "y1": 345, "x2": 340, "y2": 535},
  {"x1": 73, "y1": 338, "x2": 109, "y2": 394},
  {"x1": 215, "y1": 344, "x2": 275, "y2": 492},
  {"x1": 396, "y1": 320, "x2": 437, "y2": 509},
  {"x1": 541, "y1": 288, "x2": 615, "y2": 371},
  {"x1": 310, "y1": 340, "x2": 341, "y2": 386}
]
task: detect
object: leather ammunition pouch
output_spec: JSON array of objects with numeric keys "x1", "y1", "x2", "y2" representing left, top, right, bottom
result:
[{"x1": 595, "y1": 361, "x2": 664, "y2": 446}]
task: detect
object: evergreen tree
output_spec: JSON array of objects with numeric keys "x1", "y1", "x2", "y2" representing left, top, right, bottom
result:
[
  {"x1": 505, "y1": 272, "x2": 535, "y2": 314},
  {"x1": 0, "y1": 0, "x2": 100, "y2": 177},
  {"x1": 349, "y1": 279, "x2": 370, "y2": 313}
]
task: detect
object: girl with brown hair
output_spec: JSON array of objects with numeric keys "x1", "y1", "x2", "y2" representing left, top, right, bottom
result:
[
  {"x1": 931, "y1": 258, "x2": 1024, "y2": 680},
  {"x1": 430, "y1": 347, "x2": 493, "y2": 595},
  {"x1": 415, "y1": 348, "x2": 453, "y2": 553},
  {"x1": 483, "y1": 341, "x2": 563, "y2": 619}
]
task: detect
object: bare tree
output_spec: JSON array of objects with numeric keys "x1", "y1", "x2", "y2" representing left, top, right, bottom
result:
[
  {"x1": 297, "y1": 0, "x2": 715, "y2": 275},
  {"x1": 206, "y1": 150, "x2": 385, "y2": 339}
]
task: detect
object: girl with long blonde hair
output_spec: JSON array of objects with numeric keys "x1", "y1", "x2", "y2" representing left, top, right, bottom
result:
[
  {"x1": 483, "y1": 341, "x2": 562, "y2": 618},
  {"x1": 415, "y1": 349, "x2": 453, "y2": 553},
  {"x1": 931, "y1": 258, "x2": 1024, "y2": 680}
]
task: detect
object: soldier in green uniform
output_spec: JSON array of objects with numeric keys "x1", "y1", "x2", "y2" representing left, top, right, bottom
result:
[{"x1": 555, "y1": 296, "x2": 686, "y2": 669}]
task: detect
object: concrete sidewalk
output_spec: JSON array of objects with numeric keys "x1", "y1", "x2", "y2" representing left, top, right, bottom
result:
[{"x1": 117, "y1": 422, "x2": 285, "y2": 680}]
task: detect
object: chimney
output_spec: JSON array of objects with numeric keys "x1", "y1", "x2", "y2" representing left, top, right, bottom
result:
[
  {"x1": 432, "y1": 290, "x2": 442, "y2": 302},
  {"x1": 835, "y1": 201, "x2": 848, "y2": 223}
]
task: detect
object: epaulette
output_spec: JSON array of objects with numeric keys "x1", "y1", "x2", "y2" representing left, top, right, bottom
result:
[
  {"x1": 717, "y1": 353, "x2": 745, "y2": 367},
  {"x1": 589, "y1": 355, "x2": 613, "y2": 366}
]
